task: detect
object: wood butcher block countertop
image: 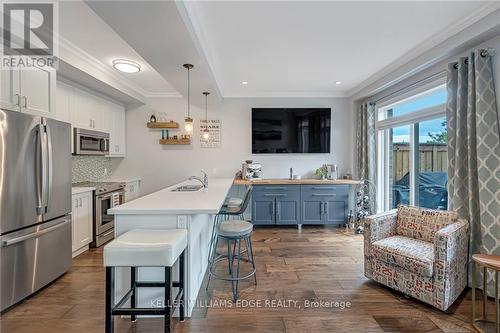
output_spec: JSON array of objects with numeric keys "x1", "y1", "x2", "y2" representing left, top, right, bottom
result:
[{"x1": 233, "y1": 178, "x2": 362, "y2": 185}]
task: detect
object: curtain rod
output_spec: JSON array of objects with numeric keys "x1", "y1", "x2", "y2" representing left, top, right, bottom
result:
[{"x1": 374, "y1": 48, "x2": 495, "y2": 104}]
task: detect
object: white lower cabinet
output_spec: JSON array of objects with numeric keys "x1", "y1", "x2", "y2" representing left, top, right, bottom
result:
[
  {"x1": 72, "y1": 191, "x2": 93, "y2": 257},
  {"x1": 125, "y1": 180, "x2": 141, "y2": 202}
]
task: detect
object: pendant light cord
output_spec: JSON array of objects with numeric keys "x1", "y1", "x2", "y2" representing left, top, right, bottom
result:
[
  {"x1": 205, "y1": 93, "x2": 208, "y2": 122},
  {"x1": 187, "y1": 67, "x2": 191, "y2": 118}
]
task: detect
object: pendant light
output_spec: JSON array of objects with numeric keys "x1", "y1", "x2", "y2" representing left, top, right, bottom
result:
[
  {"x1": 202, "y1": 91, "x2": 210, "y2": 142},
  {"x1": 183, "y1": 64, "x2": 194, "y2": 134}
]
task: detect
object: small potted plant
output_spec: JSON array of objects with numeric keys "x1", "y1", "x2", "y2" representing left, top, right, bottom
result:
[{"x1": 315, "y1": 164, "x2": 329, "y2": 179}]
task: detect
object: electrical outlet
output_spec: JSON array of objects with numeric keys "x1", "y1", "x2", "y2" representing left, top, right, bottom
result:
[{"x1": 177, "y1": 216, "x2": 187, "y2": 229}]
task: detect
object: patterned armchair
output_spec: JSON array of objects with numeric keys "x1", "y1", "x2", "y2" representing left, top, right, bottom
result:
[{"x1": 364, "y1": 205, "x2": 469, "y2": 311}]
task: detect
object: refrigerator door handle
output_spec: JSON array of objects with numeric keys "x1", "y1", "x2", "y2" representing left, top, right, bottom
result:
[
  {"x1": 1, "y1": 219, "x2": 71, "y2": 247},
  {"x1": 35, "y1": 123, "x2": 48, "y2": 214},
  {"x1": 45, "y1": 119, "x2": 53, "y2": 212}
]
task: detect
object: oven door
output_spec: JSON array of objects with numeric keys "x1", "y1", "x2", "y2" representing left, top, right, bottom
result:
[{"x1": 95, "y1": 191, "x2": 124, "y2": 235}]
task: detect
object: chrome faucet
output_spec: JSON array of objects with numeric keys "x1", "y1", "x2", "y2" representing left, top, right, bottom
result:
[{"x1": 189, "y1": 170, "x2": 208, "y2": 188}]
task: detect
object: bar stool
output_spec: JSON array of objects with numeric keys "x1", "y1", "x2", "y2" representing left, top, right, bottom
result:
[
  {"x1": 471, "y1": 253, "x2": 500, "y2": 333},
  {"x1": 103, "y1": 229, "x2": 187, "y2": 333},
  {"x1": 206, "y1": 219, "x2": 257, "y2": 301},
  {"x1": 208, "y1": 186, "x2": 253, "y2": 262}
]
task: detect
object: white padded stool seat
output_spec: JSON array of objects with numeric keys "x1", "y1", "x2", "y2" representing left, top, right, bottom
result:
[
  {"x1": 104, "y1": 229, "x2": 187, "y2": 267},
  {"x1": 216, "y1": 220, "x2": 253, "y2": 238}
]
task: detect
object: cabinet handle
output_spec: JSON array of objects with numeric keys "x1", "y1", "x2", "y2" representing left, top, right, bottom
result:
[
  {"x1": 90, "y1": 119, "x2": 93, "y2": 128},
  {"x1": 79, "y1": 198, "x2": 82, "y2": 207},
  {"x1": 271, "y1": 202, "x2": 275, "y2": 217},
  {"x1": 323, "y1": 202, "x2": 327, "y2": 214},
  {"x1": 264, "y1": 187, "x2": 286, "y2": 190},
  {"x1": 14, "y1": 94, "x2": 20, "y2": 106},
  {"x1": 312, "y1": 193, "x2": 336, "y2": 196},
  {"x1": 264, "y1": 193, "x2": 287, "y2": 197},
  {"x1": 22, "y1": 96, "x2": 27, "y2": 108},
  {"x1": 313, "y1": 186, "x2": 337, "y2": 190}
]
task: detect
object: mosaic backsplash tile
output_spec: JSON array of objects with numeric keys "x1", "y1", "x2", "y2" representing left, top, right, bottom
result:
[{"x1": 72, "y1": 156, "x2": 121, "y2": 183}]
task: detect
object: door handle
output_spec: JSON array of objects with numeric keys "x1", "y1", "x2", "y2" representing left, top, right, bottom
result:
[
  {"x1": 35, "y1": 123, "x2": 48, "y2": 214},
  {"x1": 2, "y1": 219, "x2": 70, "y2": 246},
  {"x1": 45, "y1": 120, "x2": 53, "y2": 212}
]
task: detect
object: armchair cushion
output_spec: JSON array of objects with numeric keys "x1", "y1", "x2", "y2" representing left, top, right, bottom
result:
[
  {"x1": 372, "y1": 236, "x2": 434, "y2": 278},
  {"x1": 396, "y1": 205, "x2": 459, "y2": 243}
]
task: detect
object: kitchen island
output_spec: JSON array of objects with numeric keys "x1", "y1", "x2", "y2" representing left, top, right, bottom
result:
[{"x1": 108, "y1": 178, "x2": 234, "y2": 317}]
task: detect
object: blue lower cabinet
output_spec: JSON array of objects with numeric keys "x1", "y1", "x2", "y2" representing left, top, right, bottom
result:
[
  {"x1": 251, "y1": 196, "x2": 275, "y2": 225},
  {"x1": 325, "y1": 200, "x2": 347, "y2": 225},
  {"x1": 251, "y1": 184, "x2": 349, "y2": 225},
  {"x1": 302, "y1": 199, "x2": 323, "y2": 224},
  {"x1": 276, "y1": 195, "x2": 301, "y2": 225}
]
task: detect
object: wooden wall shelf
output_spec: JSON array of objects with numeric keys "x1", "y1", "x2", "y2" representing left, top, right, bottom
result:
[
  {"x1": 159, "y1": 138, "x2": 191, "y2": 145},
  {"x1": 147, "y1": 121, "x2": 179, "y2": 129}
]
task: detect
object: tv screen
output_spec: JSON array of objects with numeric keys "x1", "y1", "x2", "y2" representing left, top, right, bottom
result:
[{"x1": 252, "y1": 108, "x2": 331, "y2": 154}]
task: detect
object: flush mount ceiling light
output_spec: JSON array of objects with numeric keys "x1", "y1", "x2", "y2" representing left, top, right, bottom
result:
[
  {"x1": 241, "y1": 81, "x2": 248, "y2": 85},
  {"x1": 183, "y1": 64, "x2": 194, "y2": 134},
  {"x1": 112, "y1": 59, "x2": 141, "y2": 73},
  {"x1": 202, "y1": 92, "x2": 210, "y2": 142},
  {"x1": 335, "y1": 81, "x2": 342, "y2": 85}
]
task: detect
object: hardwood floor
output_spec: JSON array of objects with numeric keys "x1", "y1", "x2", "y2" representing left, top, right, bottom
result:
[{"x1": 0, "y1": 226, "x2": 489, "y2": 333}]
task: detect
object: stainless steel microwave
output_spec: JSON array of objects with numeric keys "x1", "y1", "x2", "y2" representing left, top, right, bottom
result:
[{"x1": 73, "y1": 128, "x2": 109, "y2": 155}]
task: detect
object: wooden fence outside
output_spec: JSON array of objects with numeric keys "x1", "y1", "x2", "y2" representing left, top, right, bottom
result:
[{"x1": 392, "y1": 143, "x2": 448, "y2": 182}]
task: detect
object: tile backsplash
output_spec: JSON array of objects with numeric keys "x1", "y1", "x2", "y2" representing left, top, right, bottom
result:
[{"x1": 72, "y1": 156, "x2": 121, "y2": 183}]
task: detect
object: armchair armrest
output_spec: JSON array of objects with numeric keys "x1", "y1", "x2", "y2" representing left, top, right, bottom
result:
[
  {"x1": 363, "y1": 209, "x2": 398, "y2": 279},
  {"x1": 433, "y1": 218, "x2": 470, "y2": 310},
  {"x1": 363, "y1": 209, "x2": 398, "y2": 244}
]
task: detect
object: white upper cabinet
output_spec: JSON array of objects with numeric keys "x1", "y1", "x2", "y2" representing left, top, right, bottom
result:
[
  {"x1": 72, "y1": 88, "x2": 105, "y2": 131},
  {"x1": 104, "y1": 99, "x2": 126, "y2": 157},
  {"x1": 19, "y1": 66, "x2": 55, "y2": 116},
  {"x1": 1, "y1": 66, "x2": 54, "y2": 115},
  {"x1": 55, "y1": 81, "x2": 73, "y2": 124},
  {"x1": 0, "y1": 68, "x2": 20, "y2": 111}
]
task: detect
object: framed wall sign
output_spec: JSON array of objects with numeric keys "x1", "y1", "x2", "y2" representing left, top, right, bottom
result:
[{"x1": 199, "y1": 119, "x2": 221, "y2": 148}]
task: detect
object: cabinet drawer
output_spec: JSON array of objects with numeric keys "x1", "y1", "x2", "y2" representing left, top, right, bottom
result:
[
  {"x1": 301, "y1": 185, "x2": 349, "y2": 193},
  {"x1": 253, "y1": 185, "x2": 300, "y2": 194},
  {"x1": 252, "y1": 190, "x2": 300, "y2": 201}
]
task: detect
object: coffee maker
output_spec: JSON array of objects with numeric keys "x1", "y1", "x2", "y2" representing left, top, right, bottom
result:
[{"x1": 242, "y1": 160, "x2": 262, "y2": 180}]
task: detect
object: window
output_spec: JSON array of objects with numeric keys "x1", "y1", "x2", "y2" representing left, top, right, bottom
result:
[{"x1": 377, "y1": 85, "x2": 448, "y2": 212}]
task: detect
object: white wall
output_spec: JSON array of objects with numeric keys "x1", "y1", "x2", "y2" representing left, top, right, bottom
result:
[{"x1": 112, "y1": 97, "x2": 353, "y2": 195}]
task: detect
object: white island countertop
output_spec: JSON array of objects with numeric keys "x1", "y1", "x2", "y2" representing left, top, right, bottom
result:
[{"x1": 108, "y1": 178, "x2": 234, "y2": 215}]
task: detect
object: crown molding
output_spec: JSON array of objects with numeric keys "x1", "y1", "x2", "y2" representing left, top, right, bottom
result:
[{"x1": 347, "y1": 2, "x2": 500, "y2": 99}]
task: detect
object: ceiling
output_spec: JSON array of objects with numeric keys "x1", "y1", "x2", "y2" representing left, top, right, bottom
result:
[
  {"x1": 59, "y1": 1, "x2": 178, "y2": 97},
  {"x1": 183, "y1": 1, "x2": 493, "y2": 97}
]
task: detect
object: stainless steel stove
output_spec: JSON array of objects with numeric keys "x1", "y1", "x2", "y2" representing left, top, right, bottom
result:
[{"x1": 73, "y1": 181, "x2": 126, "y2": 247}]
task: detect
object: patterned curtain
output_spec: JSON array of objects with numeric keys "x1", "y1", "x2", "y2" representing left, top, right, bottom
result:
[
  {"x1": 356, "y1": 102, "x2": 377, "y2": 209},
  {"x1": 446, "y1": 50, "x2": 500, "y2": 296}
]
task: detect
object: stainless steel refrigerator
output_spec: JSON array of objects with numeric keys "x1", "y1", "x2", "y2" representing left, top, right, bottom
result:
[{"x1": 0, "y1": 109, "x2": 72, "y2": 312}]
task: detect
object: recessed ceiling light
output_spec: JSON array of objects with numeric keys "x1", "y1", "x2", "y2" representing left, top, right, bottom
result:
[
  {"x1": 335, "y1": 81, "x2": 342, "y2": 85},
  {"x1": 241, "y1": 81, "x2": 248, "y2": 85},
  {"x1": 112, "y1": 59, "x2": 141, "y2": 73}
]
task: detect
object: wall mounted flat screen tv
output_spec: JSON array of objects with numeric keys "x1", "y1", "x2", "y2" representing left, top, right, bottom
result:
[{"x1": 252, "y1": 108, "x2": 331, "y2": 154}]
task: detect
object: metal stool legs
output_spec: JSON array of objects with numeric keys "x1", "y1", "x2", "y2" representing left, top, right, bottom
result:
[
  {"x1": 105, "y1": 251, "x2": 185, "y2": 333},
  {"x1": 206, "y1": 233, "x2": 257, "y2": 301}
]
